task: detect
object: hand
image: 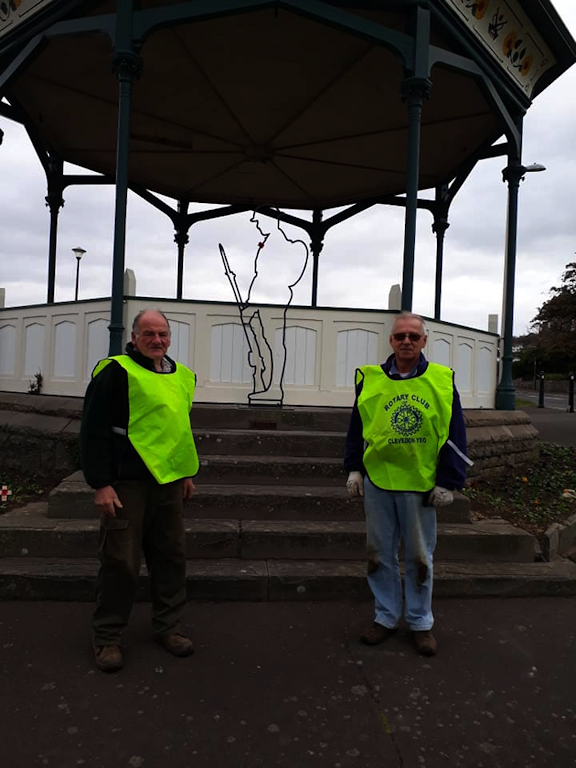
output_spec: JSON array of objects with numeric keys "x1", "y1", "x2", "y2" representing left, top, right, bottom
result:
[
  {"x1": 346, "y1": 471, "x2": 364, "y2": 497},
  {"x1": 94, "y1": 485, "x2": 123, "y2": 518},
  {"x1": 428, "y1": 486, "x2": 453, "y2": 507},
  {"x1": 182, "y1": 478, "x2": 196, "y2": 500}
]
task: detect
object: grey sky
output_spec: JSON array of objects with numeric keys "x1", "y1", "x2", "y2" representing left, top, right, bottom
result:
[{"x1": 1, "y1": 0, "x2": 575, "y2": 337}]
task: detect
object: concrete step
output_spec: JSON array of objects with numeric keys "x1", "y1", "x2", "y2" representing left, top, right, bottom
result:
[
  {"x1": 186, "y1": 485, "x2": 364, "y2": 521},
  {"x1": 186, "y1": 486, "x2": 471, "y2": 524},
  {"x1": 236, "y1": 519, "x2": 536, "y2": 563},
  {"x1": 0, "y1": 395, "x2": 353, "y2": 433},
  {"x1": 1, "y1": 557, "x2": 576, "y2": 601},
  {"x1": 190, "y1": 404, "x2": 352, "y2": 433},
  {"x1": 47, "y1": 476, "x2": 364, "y2": 520},
  {"x1": 47, "y1": 473, "x2": 473, "y2": 523},
  {"x1": 0, "y1": 507, "x2": 536, "y2": 562},
  {"x1": 194, "y1": 428, "x2": 346, "y2": 457},
  {"x1": 47, "y1": 456, "x2": 348, "y2": 490},
  {"x1": 198, "y1": 454, "x2": 346, "y2": 485}
]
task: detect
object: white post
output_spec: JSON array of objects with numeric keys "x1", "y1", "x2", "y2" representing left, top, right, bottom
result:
[{"x1": 388, "y1": 284, "x2": 402, "y2": 310}]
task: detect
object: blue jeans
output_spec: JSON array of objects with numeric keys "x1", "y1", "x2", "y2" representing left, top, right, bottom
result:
[{"x1": 364, "y1": 477, "x2": 437, "y2": 631}]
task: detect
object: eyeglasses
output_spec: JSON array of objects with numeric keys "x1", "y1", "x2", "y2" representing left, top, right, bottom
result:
[{"x1": 392, "y1": 332, "x2": 423, "y2": 342}]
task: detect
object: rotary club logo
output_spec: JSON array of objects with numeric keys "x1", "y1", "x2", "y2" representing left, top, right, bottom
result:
[{"x1": 390, "y1": 403, "x2": 423, "y2": 437}]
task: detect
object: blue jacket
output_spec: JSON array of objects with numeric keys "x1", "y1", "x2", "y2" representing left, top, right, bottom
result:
[{"x1": 344, "y1": 352, "x2": 468, "y2": 490}]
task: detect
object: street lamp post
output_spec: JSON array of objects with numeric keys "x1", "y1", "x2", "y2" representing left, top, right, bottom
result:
[{"x1": 72, "y1": 247, "x2": 86, "y2": 301}]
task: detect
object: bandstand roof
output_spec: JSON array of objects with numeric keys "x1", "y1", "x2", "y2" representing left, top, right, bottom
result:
[{"x1": 1, "y1": 0, "x2": 575, "y2": 210}]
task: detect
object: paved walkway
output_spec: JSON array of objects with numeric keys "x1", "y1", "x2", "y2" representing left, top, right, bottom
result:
[
  {"x1": 2, "y1": 395, "x2": 575, "y2": 767},
  {"x1": 2, "y1": 598, "x2": 576, "y2": 768},
  {"x1": 520, "y1": 406, "x2": 576, "y2": 447}
]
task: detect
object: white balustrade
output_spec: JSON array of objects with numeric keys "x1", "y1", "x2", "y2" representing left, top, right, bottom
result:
[{"x1": 0, "y1": 299, "x2": 498, "y2": 408}]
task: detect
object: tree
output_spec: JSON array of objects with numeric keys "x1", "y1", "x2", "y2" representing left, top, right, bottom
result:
[
  {"x1": 512, "y1": 331, "x2": 542, "y2": 380},
  {"x1": 526, "y1": 262, "x2": 576, "y2": 374}
]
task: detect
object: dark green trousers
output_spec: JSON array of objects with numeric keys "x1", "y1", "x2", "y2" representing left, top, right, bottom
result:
[{"x1": 92, "y1": 478, "x2": 187, "y2": 645}]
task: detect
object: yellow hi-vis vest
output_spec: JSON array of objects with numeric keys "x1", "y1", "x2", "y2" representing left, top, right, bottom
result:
[
  {"x1": 356, "y1": 363, "x2": 453, "y2": 492},
  {"x1": 93, "y1": 355, "x2": 199, "y2": 484}
]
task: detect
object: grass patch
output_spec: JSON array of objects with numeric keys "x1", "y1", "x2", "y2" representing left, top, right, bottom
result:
[
  {"x1": 463, "y1": 442, "x2": 576, "y2": 541},
  {"x1": 515, "y1": 397, "x2": 535, "y2": 408}
]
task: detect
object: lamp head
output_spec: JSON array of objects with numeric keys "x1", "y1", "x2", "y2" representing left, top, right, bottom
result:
[
  {"x1": 524, "y1": 163, "x2": 546, "y2": 172},
  {"x1": 72, "y1": 247, "x2": 86, "y2": 260}
]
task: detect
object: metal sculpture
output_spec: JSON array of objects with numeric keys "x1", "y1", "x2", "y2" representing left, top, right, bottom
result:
[{"x1": 219, "y1": 210, "x2": 309, "y2": 406}]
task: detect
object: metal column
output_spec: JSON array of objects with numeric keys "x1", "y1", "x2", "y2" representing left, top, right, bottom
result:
[
  {"x1": 310, "y1": 209, "x2": 324, "y2": 308},
  {"x1": 495, "y1": 159, "x2": 525, "y2": 410},
  {"x1": 108, "y1": 0, "x2": 141, "y2": 355},
  {"x1": 432, "y1": 185, "x2": 450, "y2": 321},
  {"x1": 400, "y1": 76, "x2": 431, "y2": 311},
  {"x1": 174, "y1": 200, "x2": 190, "y2": 300},
  {"x1": 45, "y1": 156, "x2": 64, "y2": 304}
]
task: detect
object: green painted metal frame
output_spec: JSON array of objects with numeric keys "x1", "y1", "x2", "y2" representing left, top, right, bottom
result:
[
  {"x1": 1, "y1": 0, "x2": 557, "y2": 408},
  {"x1": 399, "y1": 5, "x2": 431, "y2": 311},
  {"x1": 0, "y1": 35, "x2": 47, "y2": 94},
  {"x1": 429, "y1": 139, "x2": 509, "y2": 320},
  {"x1": 133, "y1": 0, "x2": 413, "y2": 64},
  {"x1": 496, "y1": 133, "x2": 525, "y2": 411},
  {"x1": 0, "y1": 0, "x2": 81, "y2": 58},
  {"x1": 108, "y1": 0, "x2": 141, "y2": 355},
  {"x1": 310, "y1": 209, "x2": 324, "y2": 307}
]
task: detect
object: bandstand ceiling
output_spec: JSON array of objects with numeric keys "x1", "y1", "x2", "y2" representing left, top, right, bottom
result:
[{"x1": 1, "y1": 2, "x2": 528, "y2": 209}]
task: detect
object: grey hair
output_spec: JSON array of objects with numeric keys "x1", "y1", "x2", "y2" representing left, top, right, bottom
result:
[
  {"x1": 392, "y1": 311, "x2": 427, "y2": 335},
  {"x1": 132, "y1": 309, "x2": 171, "y2": 334}
]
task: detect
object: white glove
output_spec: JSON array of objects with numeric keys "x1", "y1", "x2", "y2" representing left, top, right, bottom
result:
[
  {"x1": 428, "y1": 486, "x2": 453, "y2": 507},
  {"x1": 346, "y1": 471, "x2": 364, "y2": 497}
]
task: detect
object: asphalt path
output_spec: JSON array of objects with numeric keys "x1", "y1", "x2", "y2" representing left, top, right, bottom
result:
[
  {"x1": 1, "y1": 598, "x2": 576, "y2": 768},
  {"x1": 516, "y1": 394, "x2": 576, "y2": 447},
  {"x1": 518, "y1": 389, "x2": 574, "y2": 412}
]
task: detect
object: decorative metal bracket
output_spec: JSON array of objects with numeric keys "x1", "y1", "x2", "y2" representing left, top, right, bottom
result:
[{"x1": 111, "y1": 50, "x2": 142, "y2": 82}]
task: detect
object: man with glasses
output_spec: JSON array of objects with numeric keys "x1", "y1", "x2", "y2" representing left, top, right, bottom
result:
[{"x1": 344, "y1": 312, "x2": 467, "y2": 656}]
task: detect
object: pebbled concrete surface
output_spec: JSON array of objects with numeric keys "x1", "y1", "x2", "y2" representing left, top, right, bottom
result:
[{"x1": 1, "y1": 598, "x2": 575, "y2": 768}]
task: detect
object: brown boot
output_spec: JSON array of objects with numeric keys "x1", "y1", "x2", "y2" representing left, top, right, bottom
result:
[
  {"x1": 156, "y1": 632, "x2": 194, "y2": 657},
  {"x1": 94, "y1": 643, "x2": 123, "y2": 672},
  {"x1": 413, "y1": 630, "x2": 437, "y2": 656},
  {"x1": 360, "y1": 623, "x2": 397, "y2": 646}
]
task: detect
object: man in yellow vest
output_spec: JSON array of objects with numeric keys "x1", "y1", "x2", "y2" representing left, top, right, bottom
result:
[
  {"x1": 80, "y1": 309, "x2": 199, "y2": 672},
  {"x1": 344, "y1": 312, "x2": 468, "y2": 656}
]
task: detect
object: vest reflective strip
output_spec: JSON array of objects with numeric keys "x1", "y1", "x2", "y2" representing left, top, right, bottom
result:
[
  {"x1": 112, "y1": 426, "x2": 127, "y2": 436},
  {"x1": 447, "y1": 438, "x2": 474, "y2": 466}
]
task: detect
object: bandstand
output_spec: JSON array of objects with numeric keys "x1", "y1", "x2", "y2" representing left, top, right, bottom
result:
[{"x1": 0, "y1": 0, "x2": 575, "y2": 408}]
